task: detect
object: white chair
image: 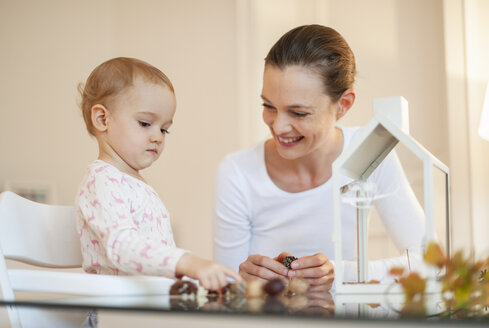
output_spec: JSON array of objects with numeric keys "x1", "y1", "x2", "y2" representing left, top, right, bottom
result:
[{"x1": 0, "y1": 191, "x2": 175, "y2": 328}]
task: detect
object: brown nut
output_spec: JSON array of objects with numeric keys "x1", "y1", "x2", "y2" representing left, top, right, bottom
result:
[
  {"x1": 246, "y1": 279, "x2": 264, "y2": 298},
  {"x1": 264, "y1": 278, "x2": 285, "y2": 297},
  {"x1": 170, "y1": 280, "x2": 198, "y2": 296},
  {"x1": 229, "y1": 280, "x2": 247, "y2": 296}
]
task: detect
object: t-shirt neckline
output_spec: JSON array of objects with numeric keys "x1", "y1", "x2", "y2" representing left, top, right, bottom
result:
[{"x1": 259, "y1": 126, "x2": 347, "y2": 196}]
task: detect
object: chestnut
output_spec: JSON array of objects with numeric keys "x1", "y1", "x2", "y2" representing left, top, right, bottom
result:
[{"x1": 264, "y1": 278, "x2": 285, "y2": 297}]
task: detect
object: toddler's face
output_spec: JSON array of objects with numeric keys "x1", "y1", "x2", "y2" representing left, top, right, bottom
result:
[{"x1": 103, "y1": 78, "x2": 176, "y2": 175}]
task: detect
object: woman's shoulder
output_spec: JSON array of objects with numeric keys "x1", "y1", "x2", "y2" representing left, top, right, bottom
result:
[
  {"x1": 220, "y1": 141, "x2": 264, "y2": 168},
  {"x1": 217, "y1": 141, "x2": 266, "y2": 183},
  {"x1": 338, "y1": 125, "x2": 362, "y2": 148},
  {"x1": 339, "y1": 125, "x2": 361, "y2": 137}
]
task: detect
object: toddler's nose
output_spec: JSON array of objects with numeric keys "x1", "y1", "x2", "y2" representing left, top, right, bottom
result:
[{"x1": 151, "y1": 131, "x2": 164, "y2": 144}]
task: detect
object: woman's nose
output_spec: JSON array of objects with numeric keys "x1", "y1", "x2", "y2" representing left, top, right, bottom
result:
[{"x1": 272, "y1": 112, "x2": 292, "y2": 134}]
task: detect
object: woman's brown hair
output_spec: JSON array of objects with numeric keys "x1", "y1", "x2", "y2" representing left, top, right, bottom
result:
[{"x1": 265, "y1": 24, "x2": 356, "y2": 102}]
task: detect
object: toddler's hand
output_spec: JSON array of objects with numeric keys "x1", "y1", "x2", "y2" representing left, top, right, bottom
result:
[{"x1": 176, "y1": 253, "x2": 241, "y2": 291}]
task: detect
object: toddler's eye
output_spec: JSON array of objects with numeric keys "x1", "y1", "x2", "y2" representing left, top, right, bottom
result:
[
  {"x1": 138, "y1": 121, "x2": 150, "y2": 127},
  {"x1": 161, "y1": 128, "x2": 170, "y2": 134}
]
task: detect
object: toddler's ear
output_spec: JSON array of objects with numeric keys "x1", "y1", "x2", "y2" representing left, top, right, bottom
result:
[{"x1": 91, "y1": 104, "x2": 109, "y2": 132}]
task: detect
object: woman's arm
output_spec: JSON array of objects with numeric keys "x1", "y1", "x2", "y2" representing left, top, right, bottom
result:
[
  {"x1": 357, "y1": 150, "x2": 426, "y2": 282},
  {"x1": 213, "y1": 158, "x2": 253, "y2": 271},
  {"x1": 374, "y1": 151, "x2": 425, "y2": 252},
  {"x1": 213, "y1": 157, "x2": 289, "y2": 281}
]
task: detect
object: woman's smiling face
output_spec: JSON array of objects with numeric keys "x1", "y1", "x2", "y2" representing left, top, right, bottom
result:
[{"x1": 261, "y1": 65, "x2": 340, "y2": 160}]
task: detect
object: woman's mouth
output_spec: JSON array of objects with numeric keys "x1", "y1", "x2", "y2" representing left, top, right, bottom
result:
[{"x1": 277, "y1": 135, "x2": 304, "y2": 146}]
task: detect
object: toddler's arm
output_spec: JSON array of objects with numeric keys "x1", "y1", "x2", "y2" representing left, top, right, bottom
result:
[
  {"x1": 176, "y1": 254, "x2": 242, "y2": 291},
  {"x1": 77, "y1": 166, "x2": 186, "y2": 278}
]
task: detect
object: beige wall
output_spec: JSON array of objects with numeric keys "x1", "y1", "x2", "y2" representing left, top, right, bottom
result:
[
  {"x1": 444, "y1": 0, "x2": 489, "y2": 257},
  {"x1": 0, "y1": 0, "x2": 239, "y2": 259},
  {"x1": 0, "y1": 0, "x2": 487, "y2": 262},
  {"x1": 464, "y1": 0, "x2": 489, "y2": 257}
]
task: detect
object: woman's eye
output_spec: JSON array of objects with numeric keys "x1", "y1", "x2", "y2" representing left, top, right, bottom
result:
[
  {"x1": 161, "y1": 128, "x2": 170, "y2": 135},
  {"x1": 262, "y1": 103, "x2": 275, "y2": 110},
  {"x1": 138, "y1": 121, "x2": 150, "y2": 127},
  {"x1": 291, "y1": 111, "x2": 309, "y2": 117}
]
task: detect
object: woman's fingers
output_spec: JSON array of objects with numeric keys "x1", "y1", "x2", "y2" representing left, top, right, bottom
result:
[
  {"x1": 290, "y1": 253, "x2": 330, "y2": 270},
  {"x1": 289, "y1": 265, "x2": 333, "y2": 279},
  {"x1": 299, "y1": 273, "x2": 334, "y2": 286},
  {"x1": 288, "y1": 253, "x2": 333, "y2": 276},
  {"x1": 239, "y1": 254, "x2": 289, "y2": 282},
  {"x1": 239, "y1": 270, "x2": 267, "y2": 282},
  {"x1": 237, "y1": 253, "x2": 334, "y2": 292},
  {"x1": 274, "y1": 252, "x2": 293, "y2": 262},
  {"x1": 285, "y1": 253, "x2": 334, "y2": 291},
  {"x1": 244, "y1": 254, "x2": 289, "y2": 276}
]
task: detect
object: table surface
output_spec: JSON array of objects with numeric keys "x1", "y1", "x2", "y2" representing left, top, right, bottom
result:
[{"x1": 2, "y1": 290, "x2": 488, "y2": 327}]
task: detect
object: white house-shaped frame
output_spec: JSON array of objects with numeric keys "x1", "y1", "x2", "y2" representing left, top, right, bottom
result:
[{"x1": 332, "y1": 96, "x2": 451, "y2": 294}]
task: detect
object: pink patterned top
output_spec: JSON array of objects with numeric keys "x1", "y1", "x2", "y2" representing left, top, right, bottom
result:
[{"x1": 76, "y1": 160, "x2": 187, "y2": 277}]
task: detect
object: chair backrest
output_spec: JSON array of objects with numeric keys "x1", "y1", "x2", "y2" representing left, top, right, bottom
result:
[
  {"x1": 0, "y1": 191, "x2": 82, "y2": 268},
  {"x1": 0, "y1": 191, "x2": 85, "y2": 327}
]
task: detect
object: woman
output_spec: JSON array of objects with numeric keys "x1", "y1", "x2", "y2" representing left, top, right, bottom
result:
[{"x1": 213, "y1": 25, "x2": 425, "y2": 293}]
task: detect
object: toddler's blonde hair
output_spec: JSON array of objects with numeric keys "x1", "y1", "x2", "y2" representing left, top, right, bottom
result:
[{"x1": 78, "y1": 57, "x2": 174, "y2": 136}]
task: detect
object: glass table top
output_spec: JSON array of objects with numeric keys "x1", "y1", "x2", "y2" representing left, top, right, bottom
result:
[{"x1": 2, "y1": 289, "x2": 485, "y2": 322}]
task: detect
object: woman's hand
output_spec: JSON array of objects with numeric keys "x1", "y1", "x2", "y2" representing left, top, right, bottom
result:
[
  {"x1": 176, "y1": 253, "x2": 242, "y2": 291},
  {"x1": 287, "y1": 253, "x2": 334, "y2": 292},
  {"x1": 238, "y1": 254, "x2": 289, "y2": 283}
]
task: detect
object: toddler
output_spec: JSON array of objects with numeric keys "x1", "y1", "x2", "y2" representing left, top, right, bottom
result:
[{"x1": 76, "y1": 57, "x2": 240, "y2": 291}]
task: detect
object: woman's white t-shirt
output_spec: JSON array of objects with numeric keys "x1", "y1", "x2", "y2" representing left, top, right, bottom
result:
[{"x1": 213, "y1": 126, "x2": 425, "y2": 283}]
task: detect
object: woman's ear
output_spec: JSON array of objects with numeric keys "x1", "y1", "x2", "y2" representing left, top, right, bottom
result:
[
  {"x1": 91, "y1": 104, "x2": 109, "y2": 133},
  {"x1": 337, "y1": 88, "x2": 355, "y2": 120}
]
